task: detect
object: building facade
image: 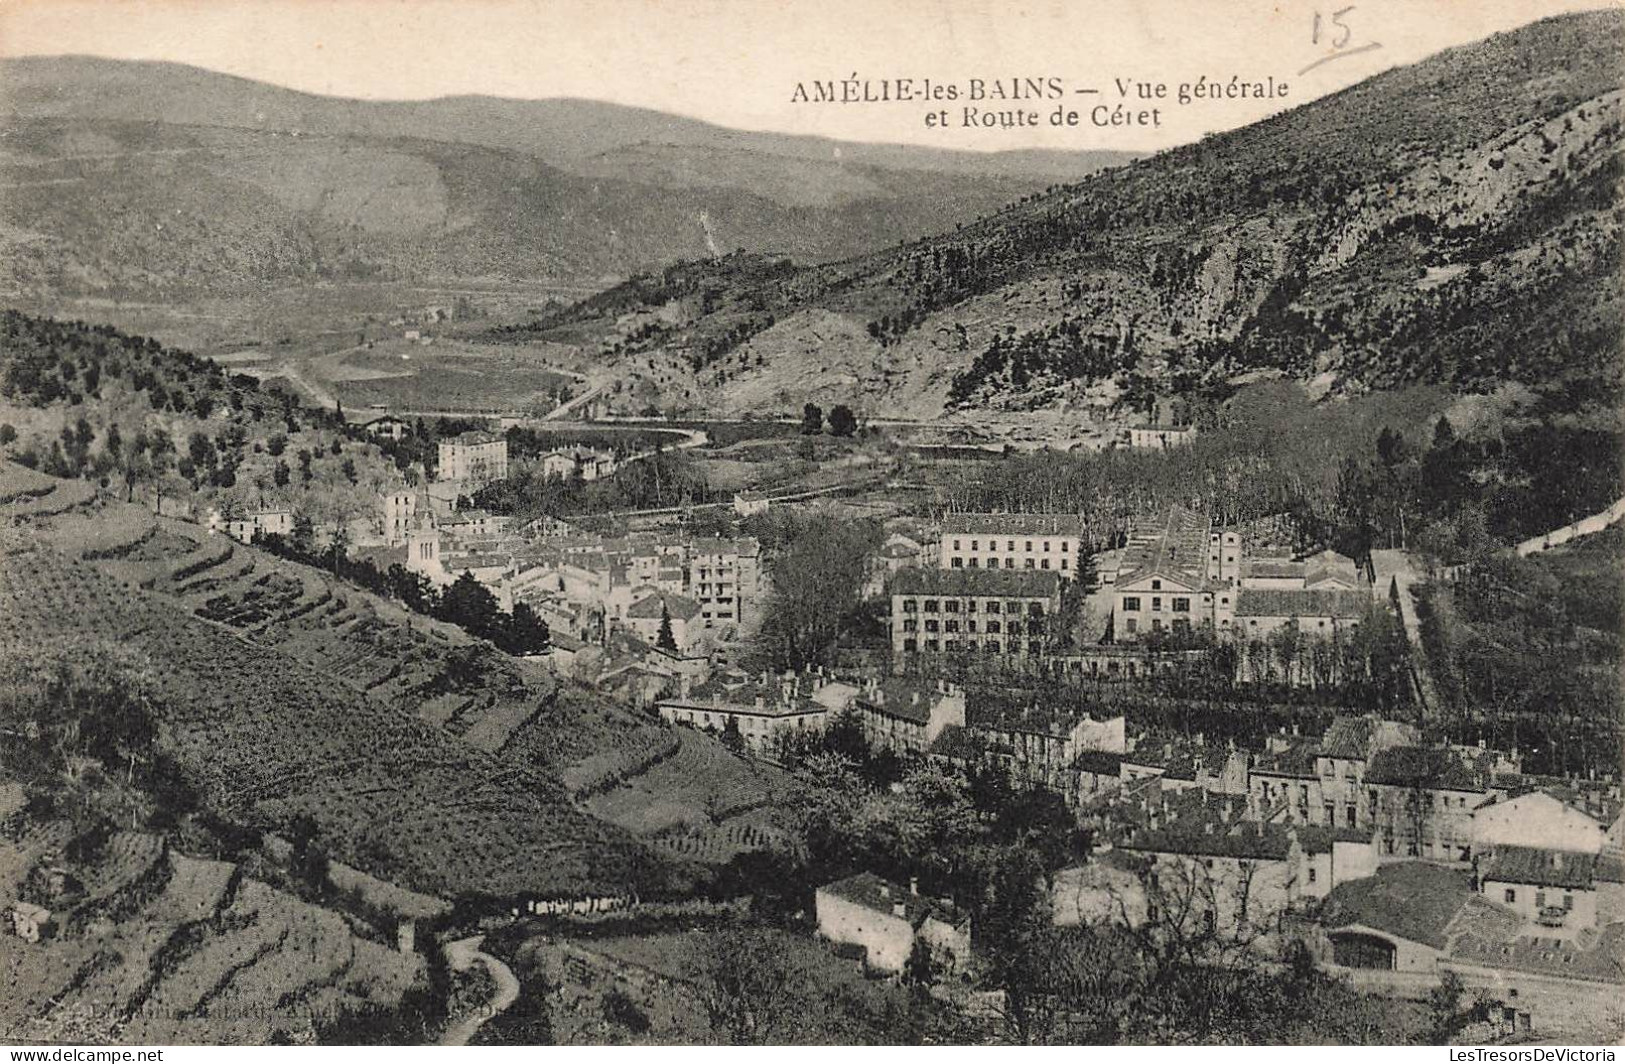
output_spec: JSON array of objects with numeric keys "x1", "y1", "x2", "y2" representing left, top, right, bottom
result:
[
  {"x1": 939, "y1": 513, "x2": 1086, "y2": 577},
  {"x1": 888, "y1": 567, "x2": 1064, "y2": 668},
  {"x1": 437, "y1": 431, "x2": 509, "y2": 486}
]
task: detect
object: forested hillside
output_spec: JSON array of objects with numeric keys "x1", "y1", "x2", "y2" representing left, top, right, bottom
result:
[{"x1": 530, "y1": 11, "x2": 1624, "y2": 420}]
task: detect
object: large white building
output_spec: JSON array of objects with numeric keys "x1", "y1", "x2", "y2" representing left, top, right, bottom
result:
[
  {"x1": 939, "y1": 513, "x2": 1086, "y2": 577},
  {"x1": 436, "y1": 431, "x2": 508, "y2": 487}
]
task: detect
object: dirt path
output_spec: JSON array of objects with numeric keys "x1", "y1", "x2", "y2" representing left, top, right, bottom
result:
[{"x1": 439, "y1": 934, "x2": 521, "y2": 1047}]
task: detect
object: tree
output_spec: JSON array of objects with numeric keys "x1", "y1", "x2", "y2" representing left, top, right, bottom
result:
[
  {"x1": 800, "y1": 402, "x2": 824, "y2": 435},
  {"x1": 499, "y1": 602, "x2": 551, "y2": 656},
  {"x1": 273, "y1": 459, "x2": 291, "y2": 487},
  {"x1": 828, "y1": 404, "x2": 857, "y2": 437},
  {"x1": 753, "y1": 513, "x2": 881, "y2": 671},
  {"x1": 686, "y1": 928, "x2": 812, "y2": 1044},
  {"x1": 439, "y1": 572, "x2": 501, "y2": 638},
  {"x1": 720, "y1": 714, "x2": 746, "y2": 755},
  {"x1": 290, "y1": 513, "x2": 316, "y2": 556},
  {"x1": 656, "y1": 601, "x2": 678, "y2": 652}
]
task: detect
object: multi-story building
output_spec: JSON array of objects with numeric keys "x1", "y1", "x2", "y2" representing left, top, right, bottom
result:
[
  {"x1": 382, "y1": 491, "x2": 420, "y2": 547},
  {"x1": 687, "y1": 537, "x2": 761, "y2": 631},
  {"x1": 888, "y1": 567, "x2": 1064, "y2": 667},
  {"x1": 655, "y1": 669, "x2": 831, "y2": 754},
  {"x1": 938, "y1": 513, "x2": 1086, "y2": 577},
  {"x1": 955, "y1": 696, "x2": 1127, "y2": 794},
  {"x1": 1113, "y1": 506, "x2": 1225, "y2": 641},
  {"x1": 1364, "y1": 743, "x2": 1514, "y2": 863},
  {"x1": 852, "y1": 678, "x2": 966, "y2": 756},
  {"x1": 626, "y1": 590, "x2": 703, "y2": 653},
  {"x1": 1127, "y1": 422, "x2": 1198, "y2": 450},
  {"x1": 436, "y1": 431, "x2": 508, "y2": 487}
]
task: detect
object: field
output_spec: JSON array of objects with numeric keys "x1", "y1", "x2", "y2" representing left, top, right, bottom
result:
[
  {"x1": 0, "y1": 470, "x2": 669, "y2": 900},
  {"x1": 0, "y1": 846, "x2": 426, "y2": 1045},
  {"x1": 314, "y1": 339, "x2": 581, "y2": 414},
  {"x1": 575, "y1": 727, "x2": 797, "y2": 869}
]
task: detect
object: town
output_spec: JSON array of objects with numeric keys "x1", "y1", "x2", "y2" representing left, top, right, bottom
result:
[
  {"x1": 1, "y1": 3, "x2": 1622, "y2": 1048},
  {"x1": 156, "y1": 416, "x2": 1623, "y2": 1043}
]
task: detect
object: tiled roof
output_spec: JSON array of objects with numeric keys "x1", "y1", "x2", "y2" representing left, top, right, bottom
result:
[
  {"x1": 1234, "y1": 588, "x2": 1370, "y2": 619},
  {"x1": 819, "y1": 872, "x2": 965, "y2": 929},
  {"x1": 1120, "y1": 816, "x2": 1295, "y2": 862},
  {"x1": 1117, "y1": 505, "x2": 1212, "y2": 586},
  {"x1": 1241, "y1": 559, "x2": 1307, "y2": 580},
  {"x1": 966, "y1": 690, "x2": 1105, "y2": 739},
  {"x1": 446, "y1": 430, "x2": 504, "y2": 445},
  {"x1": 1293, "y1": 825, "x2": 1372, "y2": 853},
  {"x1": 941, "y1": 512, "x2": 1085, "y2": 537},
  {"x1": 1480, "y1": 845, "x2": 1599, "y2": 890},
  {"x1": 890, "y1": 567, "x2": 1062, "y2": 598},
  {"x1": 627, "y1": 591, "x2": 702, "y2": 622},
  {"x1": 1318, "y1": 716, "x2": 1418, "y2": 761},
  {"x1": 1366, "y1": 745, "x2": 1495, "y2": 792},
  {"x1": 1320, "y1": 862, "x2": 1475, "y2": 949},
  {"x1": 1251, "y1": 738, "x2": 1319, "y2": 777},
  {"x1": 1123, "y1": 736, "x2": 1232, "y2": 780},
  {"x1": 1450, "y1": 923, "x2": 1625, "y2": 985},
  {"x1": 855, "y1": 679, "x2": 945, "y2": 725}
]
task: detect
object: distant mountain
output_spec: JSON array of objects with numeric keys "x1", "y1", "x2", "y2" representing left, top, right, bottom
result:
[
  {"x1": 526, "y1": 10, "x2": 1624, "y2": 420},
  {"x1": 0, "y1": 56, "x2": 1134, "y2": 298}
]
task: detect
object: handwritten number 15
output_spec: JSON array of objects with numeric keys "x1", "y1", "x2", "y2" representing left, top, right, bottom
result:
[{"x1": 1312, "y1": 6, "x2": 1356, "y2": 49}]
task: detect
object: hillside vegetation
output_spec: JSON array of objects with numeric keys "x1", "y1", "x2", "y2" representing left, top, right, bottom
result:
[
  {"x1": 0, "y1": 57, "x2": 1131, "y2": 299},
  {"x1": 528, "y1": 11, "x2": 1624, "y2": 420}
]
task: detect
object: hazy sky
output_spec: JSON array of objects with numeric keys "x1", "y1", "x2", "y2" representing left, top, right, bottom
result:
[{"x1": 0, "y1": 0, "x2": 1611, "y2": 152}]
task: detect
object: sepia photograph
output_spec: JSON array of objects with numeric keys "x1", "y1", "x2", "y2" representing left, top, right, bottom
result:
[{"x1": 0, "y1": 0, "x2": 1621, "y2": 1049}]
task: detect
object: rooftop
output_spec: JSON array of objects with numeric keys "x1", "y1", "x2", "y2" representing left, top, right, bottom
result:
[
  {"x1": 818, "y1": 871, "x2": 965, "y2": 929},
  {"x1": 942, "y1": 512, "x2": 1085, "y2": 538},
  {"x1": 1450, "y1": 923, "x2": 1625, "y2": 985},
  {"x1": 1365, "y1": 745, "x2": 1497, "y2": 792},
  {"x1": 890, "y1": 567, "x2": 1063, "y2": 599},
  {"x1": 627, "y1": 591, "x2": 703, "y2": 622},
  {"x1": 1480, "y1": 845, "x2": 1600, "y2": 890},
  {"x1": 1318, "y1": 716, "x2": 1419, "y2": 761},
  {"x1": 1117, "y1": 505, "x2": 1213, "y2": 587},
  {"x1": 1233, "y1": 588, "x2": 1371, "y2": 620},
  {"x1": 1321, "y1": 862, "x2": 1475, "y2": 949},
  {"x1": 855, "y1": 678, "x2": 955, "y2": 725},
  {"x1": 444, "y1": 430, "x2": 504, "y2": 446}
]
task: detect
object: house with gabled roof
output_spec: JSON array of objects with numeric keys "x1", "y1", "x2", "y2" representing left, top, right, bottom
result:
[
  {"x1": 815, "y1": 871, "x2": 971, "y2": 976},
  {"x1": 852, "y1": 676, "x2": 966, "y2": 755},
  {"x1": 625, "y1": 589, "x2": 702, "y2": 653}
]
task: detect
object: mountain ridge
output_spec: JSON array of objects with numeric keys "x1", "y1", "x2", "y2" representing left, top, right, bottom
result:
[
  {"x1": 522, "y1": 9, "x2": 1624, "y2": 420},
  {"x1": 0, "y1": 56, "x2": 1135, "y2": 298}
]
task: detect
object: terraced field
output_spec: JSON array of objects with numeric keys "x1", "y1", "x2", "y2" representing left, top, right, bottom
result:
[
  {"x1": 0, "y1": 848, "x2": 425, "y2": 1045},
  {"x1": 580, "y1": 728, "x2": 792, "y2": 864},
  {"x1": 0, "y1": 468, "x2": 669, "y2": 899}
]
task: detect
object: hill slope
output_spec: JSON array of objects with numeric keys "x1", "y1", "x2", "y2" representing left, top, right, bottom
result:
[
  {"x1": 0, "y1": 57, "x2": 1133, "y2": 298},
  {"x1": 527, "y1": 10, "x2": 1624, "y2": 420}
]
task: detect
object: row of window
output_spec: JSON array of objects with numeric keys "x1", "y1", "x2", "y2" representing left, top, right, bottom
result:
[
  {"x1": 1123, "y1": 617, "x2": 1190, "y2": 634},
  {"x1": 898, "y1": 598, "x2": 1045, "y2": 615},
  {"x1": 951, "y1": 556, "x2": 1069, "y2": 571},
  {"x1": 1502, "y1": 888, "x2": 1576, "y2": 910},
  {"x1": 901, "y1": 619, "x2": 1026, "y2": 635},
  {"x1": 1121, "y1": 596, "x2": 1191, "y2": 613},
  {"x1": 950, "y1": 538, "x2": 1070, "y2": 553},
  {"x1": 900, "y1": 638, "x2": 1044, "y2": 654}
]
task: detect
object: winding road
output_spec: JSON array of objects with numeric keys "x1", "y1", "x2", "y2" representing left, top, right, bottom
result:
[{"x1": 439, "y1": 934, "x2": 521, "y2": 1047}]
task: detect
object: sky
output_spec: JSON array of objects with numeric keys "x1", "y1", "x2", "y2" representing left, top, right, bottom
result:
[{"x1": 0, "y1": 0, "x2": 1612, "y2": 152}]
